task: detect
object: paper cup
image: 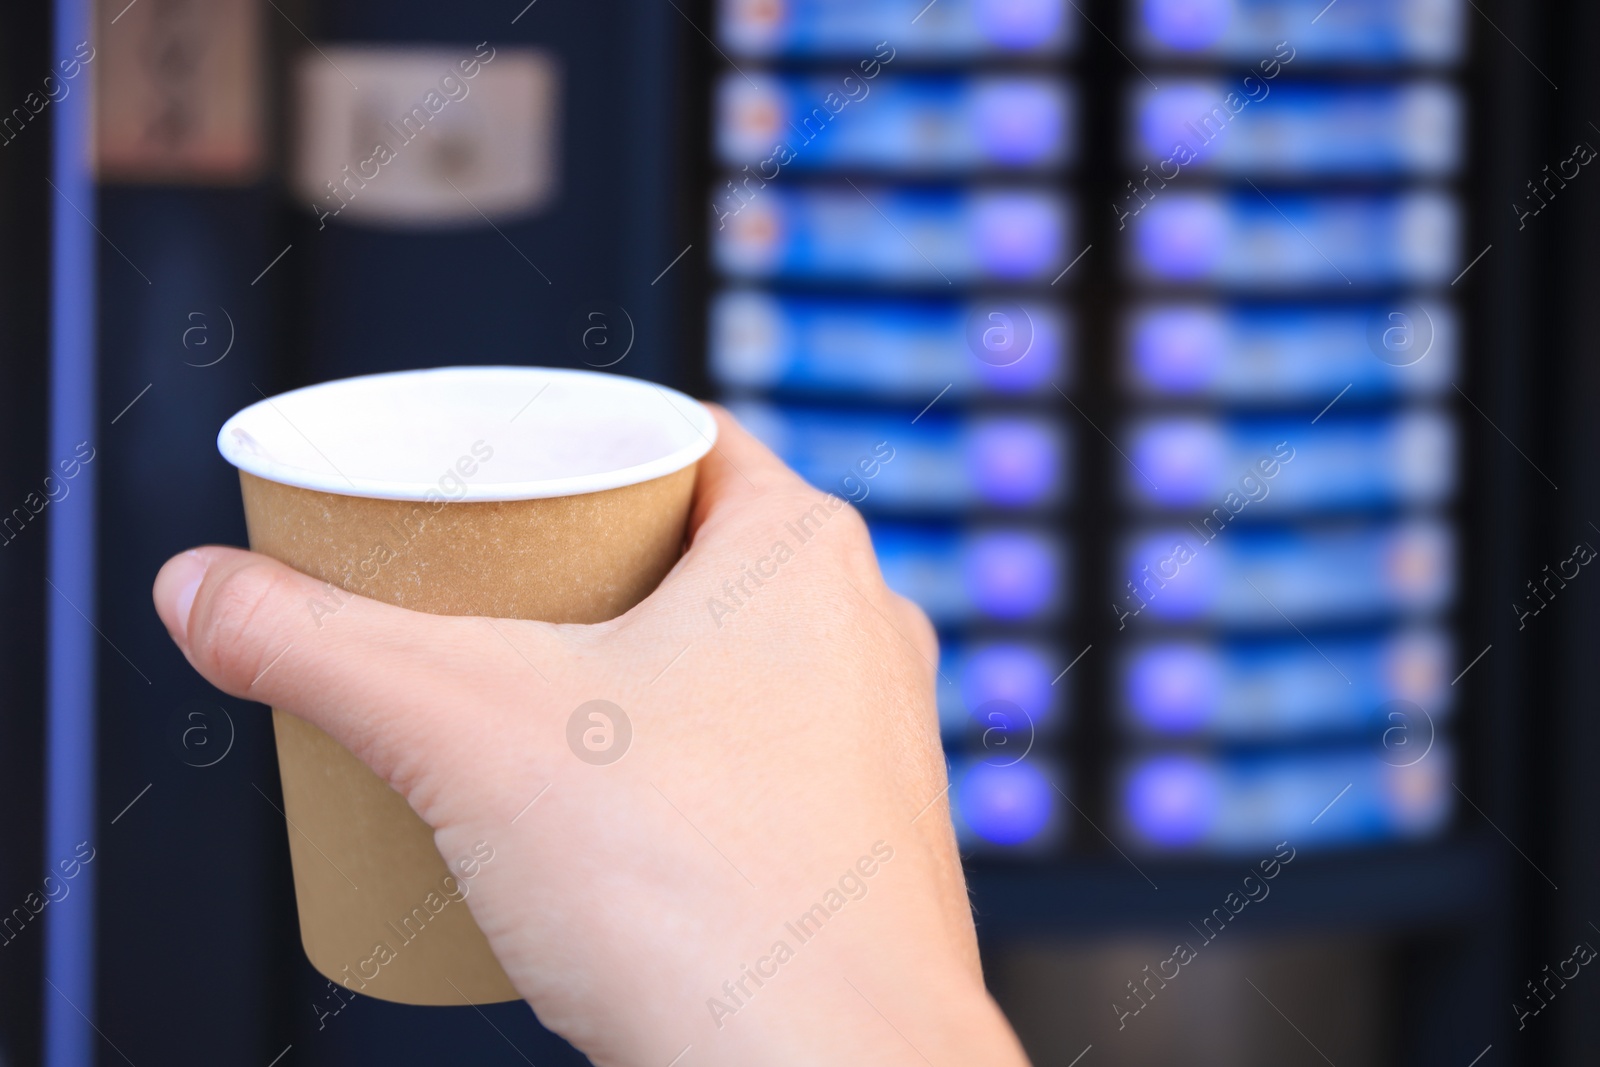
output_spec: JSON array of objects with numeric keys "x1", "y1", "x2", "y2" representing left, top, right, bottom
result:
[{"x1": 218, "y1": 367, "x2": 716, "y2": 1005}]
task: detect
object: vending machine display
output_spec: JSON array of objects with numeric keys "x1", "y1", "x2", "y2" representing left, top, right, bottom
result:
[
  {"x1": 707, "y1": 0, "x2": 1468, "y2": 860},
  {"x1": 1113, "y1": 0, "x2": 1465, "y2": 853}
]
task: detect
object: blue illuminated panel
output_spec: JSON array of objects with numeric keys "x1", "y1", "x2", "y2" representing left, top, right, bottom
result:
[
  {"x1": 1122, "y1": 413, "x2": 1456, "y2": 512},
  {"x1": 1123, "y1": 302, "x2": 1455, "y2": 403},
  {"x1": 719, "y1": 0, "x2": 1075, "y2": 59},
  {"x1": 718, "y1": 74, "x2": 1074, "y2": 172},
  {"x1": 711, "y1": 292, "x2": 1069, "y2": 399},
  {"x1": 1131, "y1": 0, "x2": 1465, "y2": 65},
  {"x1": 875, "y1": 525, "x2": 1066, "y2": 626},
  {"x1": 1125, "y1": 191, "x2": 1460, "y2": 288},
  {"x1": 1129, "y1": 81, "x2": 1462, "y2": 177},
  {"x1": 1115, "y1": 1, "x2": 1466, "y2": 854},
  {"x1": 1119, "y1": 748, "x2": 1454, "y2": 853},
  {"x1": 1117, "y1": 521, "x2": 1454, "y2": 626},
  {"x1": 730, "y1": 401, "x2": 1070, "y2": 512},
  {"x1": 1118, "y1": 628, "x2": 1454, "y2": 741},
  {"x1": 715, "y1": 186, "x2": 1072, "y2": 283}
]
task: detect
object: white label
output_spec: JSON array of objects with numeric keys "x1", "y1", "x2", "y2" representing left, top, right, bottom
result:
[{"x1": 292, "y1": 44, "x2": 560, "y2": 228}]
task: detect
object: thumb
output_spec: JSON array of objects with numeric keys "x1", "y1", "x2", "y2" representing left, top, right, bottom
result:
[{"x1": 152, "y1": 545, "x2": 553, "y2": 791}]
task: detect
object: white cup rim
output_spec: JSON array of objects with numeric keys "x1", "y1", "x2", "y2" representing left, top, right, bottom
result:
[{"x1": 217, "y1": 366, "x2": 718, "y2": 502}]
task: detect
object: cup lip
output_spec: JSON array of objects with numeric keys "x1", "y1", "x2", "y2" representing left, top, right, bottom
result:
[{"x1": 217, "y1": 366, "x2": 718, "y2": 502}]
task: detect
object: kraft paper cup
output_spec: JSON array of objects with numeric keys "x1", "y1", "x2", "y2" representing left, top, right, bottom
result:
[{"x1": 218, "y1": 366, "x2": 716, "y2": 1005}]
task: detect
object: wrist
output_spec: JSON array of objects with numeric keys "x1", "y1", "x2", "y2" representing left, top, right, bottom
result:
[
  {"x1": 634, "y1": 831, "x2": 1026, "y2": 1066},
  {"x1": 683, "y1": 938, "x2": 1029, "y2": 1067}
]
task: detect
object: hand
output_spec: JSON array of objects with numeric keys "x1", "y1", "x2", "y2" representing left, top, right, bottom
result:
[{"x1": 153, "y1": 407, "x2": 1031, "y2": 1067}]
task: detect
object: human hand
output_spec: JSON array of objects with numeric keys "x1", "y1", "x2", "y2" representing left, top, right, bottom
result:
[{"x1": 153, "y1": 407, "x2": 1031, "y2": 1067}]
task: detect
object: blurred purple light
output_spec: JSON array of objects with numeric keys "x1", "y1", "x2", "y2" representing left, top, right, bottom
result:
[
  {"x1": 957, "y1": 759, "x2": 1055, "y2": 845},
  {"x1": 1125, "y1": 755, "x2": 1218, "y2": 846},
  {"x1": 1140, "y1": 0, "x2": 1232, "y2": 51},
  {"x1": 1135, "y1": 195, "x2": 1228, "y2": 279},
  {"x1": 1131, "y1": 306, "x2": 1226, "y2": 392},
  {"x1": 970, "y1": 419, "x2": 1057, "y2": 505},
  {"x1": 964, "y1": 643, "x2": 1054, "y2": 727},
  {"x1": 1131, "y1": 418, "x2": 1224, "y2": 505},
  {"x1": 1128, "y1": 643, "x2": 1220, "y2": 733},
  {"x1": 969, "y1": 531, "x2": 1055, "y2": 618},
  {"x1": 974, "y1": 80, "x2": 1064, "y2": 165},
  {"x1": 974, "y1": 0, "x2": 1064, "y2": 50},
  {"x1": 974, "y1": 193, "x2": 1062, "y2": 278}
]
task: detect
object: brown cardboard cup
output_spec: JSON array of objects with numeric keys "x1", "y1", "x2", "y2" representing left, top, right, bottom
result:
[{"x1": 217, "y1": 367, "x2": 716, "y2": 1005}]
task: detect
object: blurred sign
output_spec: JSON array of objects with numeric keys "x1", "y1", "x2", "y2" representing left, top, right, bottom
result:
[
  {"x1": 94, "y1": 0, "x2": 265, "y2": 184},
  {"x1": 291, "y1": 46, "x2": 560, "y2": 228}
]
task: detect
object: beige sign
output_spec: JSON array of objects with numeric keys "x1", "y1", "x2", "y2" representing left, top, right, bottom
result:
[
  {"x1": 292, "y1": 45, "x2": 561, "y2": 228},
  {"x1": 95, "y1": 0, "x2": 265, "y2": 183}
]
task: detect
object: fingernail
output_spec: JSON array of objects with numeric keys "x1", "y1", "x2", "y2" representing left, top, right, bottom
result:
[{"x1": 166, "y1": 550, "x2": 207, "y2": 641}]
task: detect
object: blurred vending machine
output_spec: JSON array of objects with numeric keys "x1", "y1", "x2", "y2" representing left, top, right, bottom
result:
[
  {"x1": 697, "y1": 0, "x2": 1516, "y2": 1059},
  {"x1": 705, "y1": 0, "x2": 1466, "y2": 857}
]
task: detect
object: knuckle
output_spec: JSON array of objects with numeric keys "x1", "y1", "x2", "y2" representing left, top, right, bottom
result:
[
  {"x1": 828, "y1": 496, "x2": 873, "y2": 544},
  {"x1": 737, "y1": 486, "x2": 859, "y2": 549},
  {"x1": 711, "y1": 484, "x2": 809, "y2": 543},
  {"x1": 767, "y1": 485, "x2": 833, "y2": 524},
  {"x1": 831, "y1": 505, "x2": 877, "y2": 570},
  {"x1": 894, "y1": 594, "x2": 939, "y2": 656},
  {"x1": 814, "y1": 501, "x2": 880, "y2": 588},
  {"x1": 763, "y1": 487, "x2": 884, "y2": 590},
  {"x1": 709, "y1": 481, "x2": 889, "y2": 598}
]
